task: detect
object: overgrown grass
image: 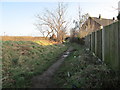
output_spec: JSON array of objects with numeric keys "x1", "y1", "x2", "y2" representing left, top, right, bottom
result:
[
  {"x1": 2, "y1": 41, "x2": 69, "y2": 88},
  {"x1": 53, "y1": 43, "x2": 120, "y2": 88}
]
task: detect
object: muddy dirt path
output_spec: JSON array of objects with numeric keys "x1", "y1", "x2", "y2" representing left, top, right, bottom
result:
[{"x1": 31, "y1": 47, "x2": 73, "y2": 88}]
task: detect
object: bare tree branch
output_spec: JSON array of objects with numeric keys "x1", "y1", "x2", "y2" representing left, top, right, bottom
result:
[{"x1": 35, "y1": 3, "x2": 69, "y2": 42}]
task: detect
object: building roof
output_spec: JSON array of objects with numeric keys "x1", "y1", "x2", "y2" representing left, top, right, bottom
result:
[{"x1": 90, "y1": 17, "x2": 116, "y2": 26}]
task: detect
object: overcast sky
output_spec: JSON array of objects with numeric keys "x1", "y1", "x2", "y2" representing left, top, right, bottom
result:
[{"x1": 0, "y1": 0, "x2": 120, "y2": 36}]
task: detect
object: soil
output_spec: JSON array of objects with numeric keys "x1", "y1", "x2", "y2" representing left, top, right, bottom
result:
[{"x1": 31, "y1": 47, "x2": 73, "y2": 88}]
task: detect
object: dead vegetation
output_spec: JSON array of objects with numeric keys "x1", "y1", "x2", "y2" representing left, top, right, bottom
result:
[{"x1": 1, "y1": 36, "x2": 46, "y2": 41}]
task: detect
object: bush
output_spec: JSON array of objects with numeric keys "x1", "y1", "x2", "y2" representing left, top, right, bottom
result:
[{"x1": 70, "y1": 37, "x2": 85, "y2": 45}]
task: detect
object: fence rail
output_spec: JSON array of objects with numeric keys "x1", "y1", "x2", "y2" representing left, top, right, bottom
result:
[{"x1": 85, "y1": 21, "x2": 120, "y2": 72}]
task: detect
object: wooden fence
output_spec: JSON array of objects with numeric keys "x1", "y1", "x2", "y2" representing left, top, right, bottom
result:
[{"x1": 84, "y1": 21, "x2": 120, "y2": 72}]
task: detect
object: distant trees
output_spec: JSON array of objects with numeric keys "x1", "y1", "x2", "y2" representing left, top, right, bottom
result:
[{"x1": 35, "y1": 3, "x2": 69, "y2": 42}]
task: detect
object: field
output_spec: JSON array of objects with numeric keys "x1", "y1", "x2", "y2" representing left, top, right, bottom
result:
[
  {"x1": 2, "y1": 36, "x2": 58, "y2": 45},
  {"x1": 1, "y1": 36, "x2": 69, "y2": 88},
  {"x1": 2, "y1": 36, "x2": 46, "y2": 41}
]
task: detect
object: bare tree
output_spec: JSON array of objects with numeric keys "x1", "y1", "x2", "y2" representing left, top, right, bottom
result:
[
  {"x1": 71, "y1": 6, "x2": 89, "y2": 38},
  {"x1": 36, "y1": 26, "x2": 45, "y2": 37},
  {"x1": 35, "y1": 3, "x2": 69, "y2": 42},
  {"x1": 74, "y1": 6, "x2": 89, "y2": 31}
]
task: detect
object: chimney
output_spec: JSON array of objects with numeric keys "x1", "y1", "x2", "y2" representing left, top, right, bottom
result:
[
  {"x1": 117, "y1": 12, "x2": 120, "y2": 20},
  {"x1": 117, "y1": 1, "x2": 120, "y2": 20},
  {"x1": 99, "y1": 14, "x2": 101, "y2": 20},
  {"x1": 113, "y1": 17, "x2": 116, "y2": 22},
  {"x1": 113, "y1": 17, "x2": 115, "y2": 20}
]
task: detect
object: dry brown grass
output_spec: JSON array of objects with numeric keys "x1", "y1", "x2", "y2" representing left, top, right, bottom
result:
[
  {"x1": 1, "y1": 36, "x2": 47, "y2": 41},
  {"x1": 1, "y1": 36, "x2": 58, "y2": 45}
]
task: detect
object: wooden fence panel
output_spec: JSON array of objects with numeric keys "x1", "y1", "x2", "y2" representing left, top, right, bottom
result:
[
  {"x1": 95, "y1": 31, "x2": 97, "y2": 55},
  {"x1": 99, "y1": 30, "x2": 102, "y2": 60},
  {"x1": 102, "y1": 25, "x2": 110, "y2": 64},
  {"x1": 95, "y1": 30, "x2": 102, "y2": 60},
  {"x1": 88, "y1": 35, "x2": 91, "y2": 50},
  {"x1": 118, "y1": 21, "x2": 120, "y2": 71},
  {"x1": 85, "y1": 35, "x2": 90, "y2": 49},
  {"x1": 89, "y1": 34, "x2": 91, "y2": 51},
  {"x1": 109, "y1": 22, "x2": 119, "y2": 71},
  {"x1": 85, "y1": 36, "x2": 87, "y2": 47},
  {"x1": 90, "y1": 34, "x2": 92, "y2": 51},
  {"x1": 91, "y1": 32, "x2": 95, "y2": 53}
]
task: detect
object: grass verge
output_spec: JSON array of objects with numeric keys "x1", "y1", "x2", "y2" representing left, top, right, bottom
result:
[
  {"x1": 2, "y1": 41, "x2": 69, "y2": 88},
  {"x1": 53, "y1": 43, "x2": 120, "y2": 88}
]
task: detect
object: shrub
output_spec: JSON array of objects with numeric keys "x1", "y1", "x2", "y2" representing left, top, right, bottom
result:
[{"x1": 70, "y1": 37, "x2": 85, "y2": 45}]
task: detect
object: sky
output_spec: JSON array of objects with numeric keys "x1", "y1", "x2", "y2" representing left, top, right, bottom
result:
[{"x1": 0, "y1": 0, "x2": 120, "y2": 36}]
